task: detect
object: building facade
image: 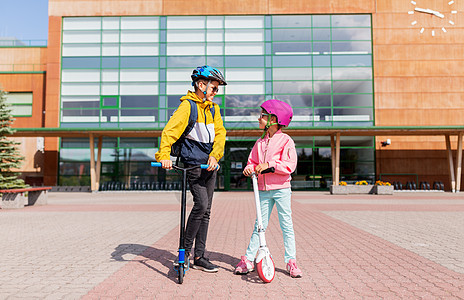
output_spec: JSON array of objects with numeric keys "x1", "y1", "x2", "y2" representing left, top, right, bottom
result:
[{"x1": 1, "y1": 0, "x2": 463, "y2": 191}]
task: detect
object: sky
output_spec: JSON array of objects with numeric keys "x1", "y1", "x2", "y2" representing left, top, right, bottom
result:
[{"x1": 0, "y1": 0, "x2": 49, "y2": 41}]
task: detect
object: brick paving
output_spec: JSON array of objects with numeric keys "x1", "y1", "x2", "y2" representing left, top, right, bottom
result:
[{"x1": 0, "y1": 191, "x2": 463, "y2": 299}]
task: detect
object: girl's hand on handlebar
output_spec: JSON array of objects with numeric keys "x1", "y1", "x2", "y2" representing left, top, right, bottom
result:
[
  {"x1": 255, "y1": 163, "x2": 269, "y2": 174},
  {"x1": 243, "y1": 167, "x2": 253, "y2": 177},
  {"x1": 160, "y1": 160, "x2": 173, "y2": 170},
  {"x1": 207, "y1": 156, "x2": 219, "y2": 171}
]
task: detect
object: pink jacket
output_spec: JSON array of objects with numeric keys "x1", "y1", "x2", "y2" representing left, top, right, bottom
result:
[{"x1": 244, "y1": 130, "x2": 298, "y2": 191}]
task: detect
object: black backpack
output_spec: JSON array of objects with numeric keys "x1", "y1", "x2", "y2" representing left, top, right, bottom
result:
[{"x1": 171, "y1": 98, "x2": 216, "y2": 158}]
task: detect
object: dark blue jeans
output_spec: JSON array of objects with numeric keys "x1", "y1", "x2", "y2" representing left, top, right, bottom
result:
[{"x1": 184, "y1": 166, "x2": 217, "y2": 258}]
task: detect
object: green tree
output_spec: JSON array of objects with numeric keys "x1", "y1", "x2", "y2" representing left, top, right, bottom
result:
[{"x1": 0, "y1": 89, "x2": 27, "y2": 189}]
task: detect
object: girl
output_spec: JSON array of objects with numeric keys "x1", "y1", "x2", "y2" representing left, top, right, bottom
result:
[{"x1": 234, "y1": 99, "x2": 302, "y2": 278}]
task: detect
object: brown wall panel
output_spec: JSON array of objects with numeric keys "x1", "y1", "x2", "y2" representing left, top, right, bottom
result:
[
  {"x1": 164, "y1": 0, "x2": 268, "y2": 15},
  {"x1": 49, "y1": 0, "x2": 162, "y2": 16},
  {"x1": 376, "y1": 93, "x2": 464, "y2": 109},
  {"x1": 0, "y1": 74, "x2": 46, "y2": 128},
  {"x1": 269, "y1": 0, "x2": 374, "y2": 14},
  {"x1": 375, "y1": 109, "x2": 464, "y2": 126},
  {"x1": 374, "y1": 61, "x2": 464, "y2": 77},
  {"x1": 375, "y1": 45, "x2": 464, "y2": 61}
]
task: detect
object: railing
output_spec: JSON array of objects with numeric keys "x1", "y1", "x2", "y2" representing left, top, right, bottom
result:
[
  {"x1": 0, "y1": 64, "x2": 47, "y2": 72},
  {"x1": 0, "y1": 39, "x2": 47, "y2": 47}
]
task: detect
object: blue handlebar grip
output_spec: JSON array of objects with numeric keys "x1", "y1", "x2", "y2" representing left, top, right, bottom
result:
[
  {"x1": 151, "y1": 162, "x2": 162, "y2": 167},
  {"x1": 200, "y1": 164, "x2": 220, "y2": 170}
]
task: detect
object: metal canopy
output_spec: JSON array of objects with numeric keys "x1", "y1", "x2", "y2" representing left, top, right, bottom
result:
[{"x1": 8, "y1": 126, "x2": 464, "y2": 193}]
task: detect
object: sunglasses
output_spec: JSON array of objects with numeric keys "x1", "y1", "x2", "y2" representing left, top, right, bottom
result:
[
  {"x1": 211, "y1": 86, "x2": 219, "y2": 94},
  {"x1": 260, "y1": 112, "x2": 270, "y2": 119}
]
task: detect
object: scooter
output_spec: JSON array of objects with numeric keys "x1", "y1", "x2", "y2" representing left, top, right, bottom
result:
[
  {"x1": 151, "y1": 161, "x2": 211, "y2": 284},
  {"x1": 251, "y1": 167, "x2": 276, "y2": 283}
]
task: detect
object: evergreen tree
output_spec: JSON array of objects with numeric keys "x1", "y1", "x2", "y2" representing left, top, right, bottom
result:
[{"x1": 0, "y1": 89, "x2": 27, "y2": 189}]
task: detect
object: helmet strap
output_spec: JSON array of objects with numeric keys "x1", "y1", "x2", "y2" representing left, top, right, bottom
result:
[
  {"x1": 261, "y1": 117, "x2": 278, "y2": 138},
  {"x1": 202, "y1": 80, "x2": 211, "y2": 102}
]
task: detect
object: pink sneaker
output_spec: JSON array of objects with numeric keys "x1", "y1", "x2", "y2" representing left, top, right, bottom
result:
[
  {"x1": 286, "y1": 259, "x2": 302, "y2": 278},
  {"x1": 234, "y1": 256, "x2": 254, "y2": 274}
]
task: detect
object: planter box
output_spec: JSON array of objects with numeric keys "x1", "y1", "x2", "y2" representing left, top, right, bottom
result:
[
  {"x1": 330, "y1": 185, "x2": 394, "y2": 195},
  {"x1": 373, "y1": 185, "x2": 394, "y2": 195}
]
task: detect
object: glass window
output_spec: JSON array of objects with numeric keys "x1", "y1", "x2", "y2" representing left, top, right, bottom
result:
[
  {"x1": 273, "y1": 29, "x2": 311, "y2": 41},
  {"x1": 121, "y1": 30, "x2": 158, "y2": 43},
  {"x1": 167, "y1": 43, "x2": 205, "y2": 56},
  {"x1": 314, "y1": 94, "x2": 331, "y2": 106},
  {"x1": 313, "y1": 28, "x2": 330, "y2": 40},
  {"x1": 63, "y1": 17, "x2": 101, "y2": 30},
  {"x1": 61, "y1": 83, "x2": 100, "y2": 95},
  {"x1": 225, "y1": 16, "x2": 264, "y2": 28},
  {"x1": 225, "y1": 43, "x2": 264, "y2": 55},
  {"x1": 313, "y1": 15, "x2": 330, "y2": 27},
  {"x1": 333, "y1": 94, "x2": 373, "y2": 107},
  {"x1": 62, "y1": 69, "x2": 100, "y2": 82},
  {"x1": 273, "y1": 55, "x2": 311, "y2": 67},
  {"x1": 102, "y1": 57, "x2": 120, "y2": 68},
  {"x1": 272, "y1": 42, "x2": 311, "y2": 55},
  {"x1": 121, "y1": 44, "x2": 159, "y2": 56},
  {"x1": 120, "y1": 17, "x2": 158, "y2": 30},
  {"x1": 226, "y1": 69, "x2": 264, "y2": 82},
  {"x1": 225, "y1": 95, "x2": 264, "y2": 108},
  {"x1": 332, "y1": 41, "x2": 372, "y2": 54},
  {"x1": 225, "y1": 29, "x2": 264, "y2": 42},
  {"x1": 167, "y1": 16, "x2": 205, "y2": 29},
  {"x1": 121, "y1": 96, "x2": 157, "y2": 108},
  {"x1": 63, "y1": 31, "x2": 101, "y2": 43},
  {"x1": 120, "y1": 69, "x2": 159, "y2": 82},
  {"x1": 273, "y1": 68, "x2": 312, "y2": 81},
  {"x1": 273, "y1": 81, "x2": 312, "y2": 94},
  {"x1": 225, "y1": 82, "x2": 264, "y2": 95},
  {"x1": 102, "y1": 31, "x2": 119, "y2": 43},
  {"x1": 120, "y1": 57, "x2": 158, "y2": 68},
  {"x1": 332, "y1": 28, "x2": 371, "y2": 41},
  {"x1": 102, "y1": 17, "x2": 119, "y2": 30},
  {"x1": 167, "y1": 30, "x2": 205, "y2": 42},
  {"x1": 272, "y1": 16, "x2": 311, "y2": 28},
  {"x1": 332, "y1": 15, "x2": 371, "y2": 27},
  {"x1": 333, "y1": 81, "x2": 372, "y2": 94},
  {"x1": 332, "y1": 55, "x2": 372, "y2": 67},
  {"x1": 62, "y1": 57, "x2": 101, "y2": 69},
  {"x1": 332, "y1": 67, "x2": 372, "y2": 80},
  {"x1": 225, "y1": 56, "x2": 264, "y2": 67},
  {"x1": 120, "y1": 82, "x2": 158, "y2": 95},
  {"x1": 62, "y1": 44, "x2": 101, "y2": 57}
]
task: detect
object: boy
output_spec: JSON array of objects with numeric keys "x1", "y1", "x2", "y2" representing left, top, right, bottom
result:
[{"x1": 155, "y1": 65, "x2": 227, "y2": 272}]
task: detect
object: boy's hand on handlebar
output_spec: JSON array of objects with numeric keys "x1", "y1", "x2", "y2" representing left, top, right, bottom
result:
[
  {"x1": 255, "y1": 163, "x2": 269, "y2": 174},
  {"x1": 160, "y1": 160, "x2": 173, "y2": 170},
  {"x1": 207, "y1": 156, "x2": 219, "y2": 171}
]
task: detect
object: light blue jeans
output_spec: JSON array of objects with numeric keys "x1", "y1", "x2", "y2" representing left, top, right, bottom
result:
[{"x1": 245, "y1": 188, "x2": 296, "y2": 263}]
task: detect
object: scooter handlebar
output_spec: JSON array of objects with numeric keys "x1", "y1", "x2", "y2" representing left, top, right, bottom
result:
[
  {"x1": 260, "y1": 167, "x2": 275, "y2": 174},
  {"x1": 151, "y1": 162, "x2": 217, "y2": 170}
]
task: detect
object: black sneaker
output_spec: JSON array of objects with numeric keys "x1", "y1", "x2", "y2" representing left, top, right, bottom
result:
[{"x1": 192, "y1": 257, "x2": 219, "y2": 273}]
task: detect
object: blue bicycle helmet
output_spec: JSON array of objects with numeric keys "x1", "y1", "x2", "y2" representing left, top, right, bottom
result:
[{"x1": 191, "y1": 65, "x2": 227, "y2": 86}]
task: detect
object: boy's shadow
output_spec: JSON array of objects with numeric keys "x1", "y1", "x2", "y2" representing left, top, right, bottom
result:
[
  {"x1": 111, "y1": 244, "x2": 178, "y2": 283},
  {"x1": 111, "y1": 244, "x2": 288, "y2": 284}
]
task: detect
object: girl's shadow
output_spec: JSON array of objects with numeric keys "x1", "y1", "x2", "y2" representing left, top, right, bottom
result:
[{"x1": 111, "y1": 244, "x2": 286, "y2": 284}]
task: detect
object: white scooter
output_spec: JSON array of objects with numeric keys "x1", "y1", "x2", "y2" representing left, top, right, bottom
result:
[{"x1": 251, "y1": 167, "x2": 276, "y2": 283}]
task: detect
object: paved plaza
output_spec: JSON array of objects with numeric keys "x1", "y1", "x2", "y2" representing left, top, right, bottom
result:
[{"x1": 0, "y1": 191, "x2": 463, "y2": 299}]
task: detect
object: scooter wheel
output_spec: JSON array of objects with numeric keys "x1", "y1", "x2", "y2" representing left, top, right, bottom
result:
[
  {"x1": 256, "y1": 255, "x2": 275, "y2": 283},
  {"x1": 178, "y1": 265, "x2": 184, "y2": 284}
]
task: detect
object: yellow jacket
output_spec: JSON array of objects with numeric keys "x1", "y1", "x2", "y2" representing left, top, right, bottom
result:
[{"x1": 155, "y1": 91, "x2": 226, "y2": 164}]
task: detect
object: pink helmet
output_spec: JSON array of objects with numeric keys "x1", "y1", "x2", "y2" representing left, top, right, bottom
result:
[{"x1": 260, "y1": 99, "x2": 293, "y2": 127}]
